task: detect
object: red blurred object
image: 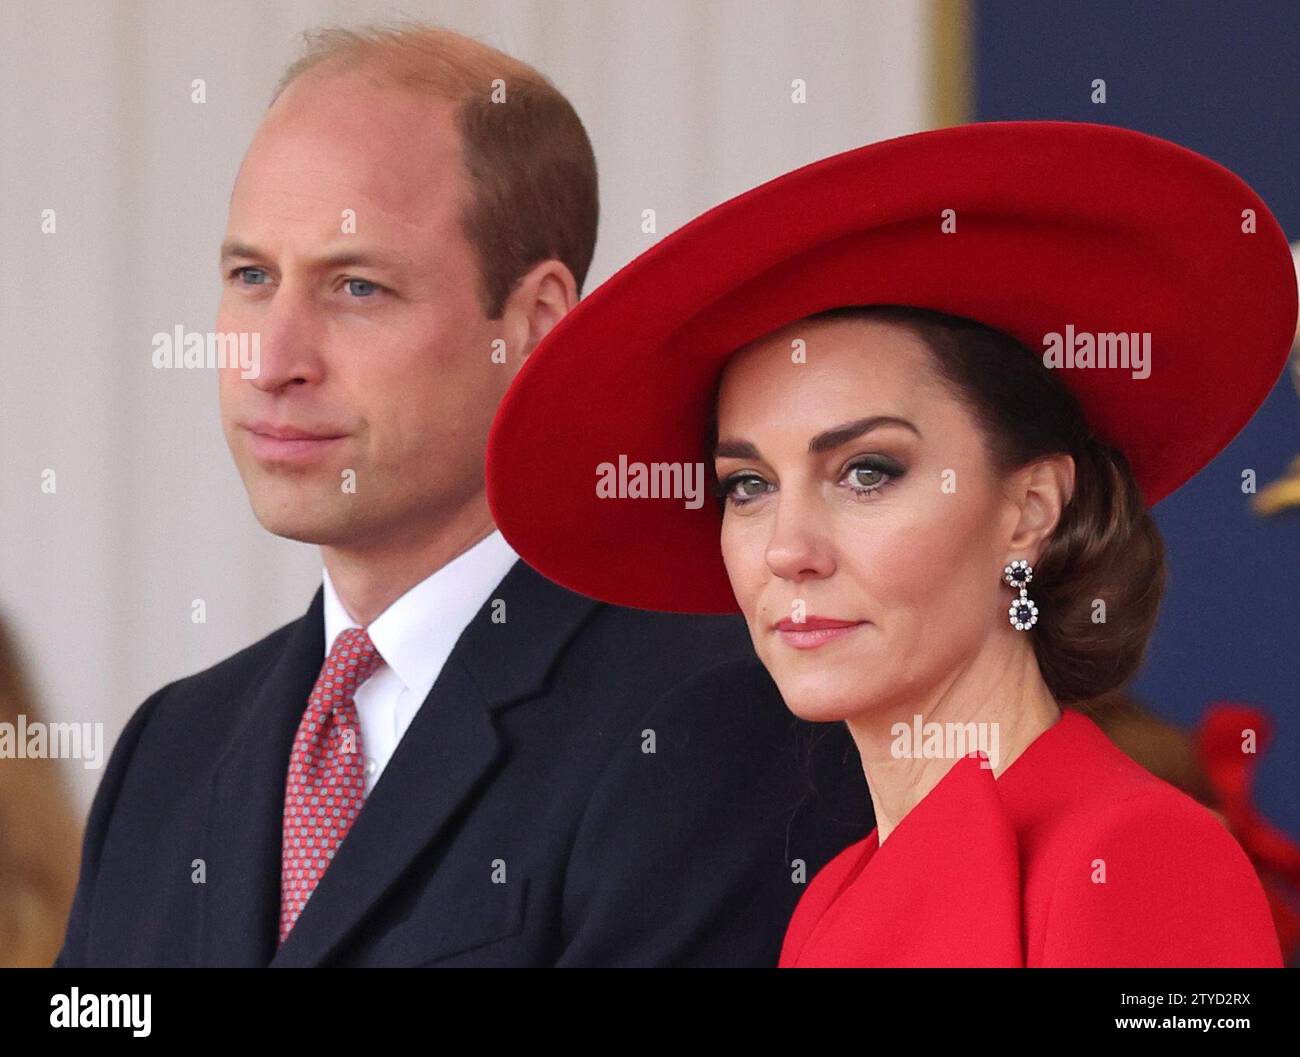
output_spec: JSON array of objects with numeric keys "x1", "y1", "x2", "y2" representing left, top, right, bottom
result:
[{"x1": 1197, "y1": 703, "x2": 1300, "y2": 963}]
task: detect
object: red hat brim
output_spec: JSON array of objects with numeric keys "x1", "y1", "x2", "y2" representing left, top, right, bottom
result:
[{"x1": 486, "y1": 121, "x2": 1297, "y2": 614}]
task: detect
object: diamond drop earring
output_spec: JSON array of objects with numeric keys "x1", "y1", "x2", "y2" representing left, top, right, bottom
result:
[{"x1": 1003, "y1": 559, "x2": 1038, "y2": 631}]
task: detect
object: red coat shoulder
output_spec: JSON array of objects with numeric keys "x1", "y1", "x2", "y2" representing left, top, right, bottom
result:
[
  {"x1": 778, "y1": 712, "x2": 1282, "y2": 968},
  {"x1": 1036, "y1": 786, "x2": 1282, "y2": 967}
]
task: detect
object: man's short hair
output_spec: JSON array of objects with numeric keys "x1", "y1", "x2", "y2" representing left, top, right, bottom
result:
[{"x1": 273, "y1": 21, "x2": 599, "y2": 319}]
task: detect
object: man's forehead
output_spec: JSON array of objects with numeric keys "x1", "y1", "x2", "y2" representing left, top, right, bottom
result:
[
  {"x1": 226, "y1": 170, "x2": 444, "y2": 238},
  {"x1": 266, "y1": 65, "x2": 460, "y2": 144},
  {"x1": 230, "y1": 76, "x2": 466, "y2": 231}
]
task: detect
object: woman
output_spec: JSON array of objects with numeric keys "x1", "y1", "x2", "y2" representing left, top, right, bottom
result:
[{"x1": 485, "y1": 121, "x2": 1295, "y2": 966}]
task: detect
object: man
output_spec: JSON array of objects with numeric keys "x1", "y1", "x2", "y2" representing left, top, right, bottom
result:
[{"x1": 56, "y1": 23, "x2": 870, "y2": 967}]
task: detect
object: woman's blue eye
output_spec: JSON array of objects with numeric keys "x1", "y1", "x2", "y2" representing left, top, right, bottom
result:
[
  {"x1": 842, "y1": 456, "x2": 905, "y2": 496},
  {"x1": 715, "y1": 456, "x2": 905, "y2": 508},
  {"x1": 848, "y1": 464, "x2": 885, "y2": 489},
  {"x1": 716, "y1": 473, "x2": 769, "y2": 506}
]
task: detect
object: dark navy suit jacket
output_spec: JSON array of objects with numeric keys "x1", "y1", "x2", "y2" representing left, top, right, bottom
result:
[{"x1": 56, "y1": 560, "x2": 872, "y2": 966}]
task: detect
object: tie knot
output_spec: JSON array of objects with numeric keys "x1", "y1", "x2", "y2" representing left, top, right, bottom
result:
[{"x1": 323, "y1": 626, "x2": 384, "y2": 691}]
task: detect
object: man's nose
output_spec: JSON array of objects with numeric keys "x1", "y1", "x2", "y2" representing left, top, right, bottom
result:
[{"x1": 245, "y1": 286, "x2": 326, "y2": 393}]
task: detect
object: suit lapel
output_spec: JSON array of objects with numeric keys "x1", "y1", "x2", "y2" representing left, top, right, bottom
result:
[
  {"x1": 200, "y1": 588, "x2": 328, "y2": 966},
  {"x1": 269, "y1": 559, "x2": 600, "y2": 967}
]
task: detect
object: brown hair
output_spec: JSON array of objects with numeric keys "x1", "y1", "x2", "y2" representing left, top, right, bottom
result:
[
  {"x1": 0, "y1": 615, "x2": 82, "y2": 966},
  {"x1": 272, "y1": 21, "x2": 599, "y2": 319},
  {"x1": 719, "y1": 305, "x2": 1166, "y2": 704}
]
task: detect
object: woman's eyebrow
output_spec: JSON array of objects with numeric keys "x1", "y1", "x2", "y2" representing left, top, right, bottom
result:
[
  {"x1": 714, "y1": 439, "x2": 760, "y2": 459},
  {"x1": 808, "y1": 415, "x2": 921, "y2": 453},
  {"x1": 714, "y1": 415, "x2": 919, "y2": 461}
]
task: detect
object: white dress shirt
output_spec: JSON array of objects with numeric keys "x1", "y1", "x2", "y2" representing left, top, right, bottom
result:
[{"x1": 321, "y1": 529, "x2": 520, "y2": 795}]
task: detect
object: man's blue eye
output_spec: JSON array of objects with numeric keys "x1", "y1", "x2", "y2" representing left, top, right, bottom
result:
[
  {"x1": 346, "y1": 278, "x2": 379, "y2": 297},
  {"x1": 237, "y1": 267, "x2": 268, "y2": 284}
]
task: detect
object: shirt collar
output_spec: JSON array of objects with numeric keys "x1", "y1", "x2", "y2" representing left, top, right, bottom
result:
[{"x1": 322, "y1": 529, "x2": 519, "y2": 695}]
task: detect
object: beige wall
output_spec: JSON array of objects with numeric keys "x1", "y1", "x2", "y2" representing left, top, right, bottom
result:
[{"x1": 0, "y1": 0, "x2": 939, "y2": 811}]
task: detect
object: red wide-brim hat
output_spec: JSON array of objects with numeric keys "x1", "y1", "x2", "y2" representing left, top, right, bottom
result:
[{"x1": 486, "y1": 120, "x2": 1297, "y2": 614}]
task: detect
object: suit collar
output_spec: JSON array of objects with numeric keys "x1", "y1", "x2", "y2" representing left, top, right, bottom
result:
[
  {"x1": 449, "y1": 559, "x2": 603, "y2": 709},
  {"x1": 200, "y1": 560, "x2": 600, "y2": 966}
]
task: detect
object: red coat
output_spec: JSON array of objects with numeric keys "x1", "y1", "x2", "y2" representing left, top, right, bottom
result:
[{"x1": 779, "y1": 709, "x2": 1283, "y2": 967}]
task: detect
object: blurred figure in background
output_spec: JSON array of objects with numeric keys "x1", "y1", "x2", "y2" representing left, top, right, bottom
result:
[
  {"x1": 1086, "y1": 690, "x2": 1300, "y2": 966},
  {"x1": 0, "y1": 614, "x2": 82, "y2": 966}
]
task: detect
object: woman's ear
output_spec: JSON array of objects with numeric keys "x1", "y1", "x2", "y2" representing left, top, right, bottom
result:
[{"x1": 1006, "y1": 453, "x2": 1076, "y2": 563}]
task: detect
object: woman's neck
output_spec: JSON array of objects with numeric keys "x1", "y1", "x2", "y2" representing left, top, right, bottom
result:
[{"x1": 844, "y1": 637, "x2": 1061, "y2": 846}]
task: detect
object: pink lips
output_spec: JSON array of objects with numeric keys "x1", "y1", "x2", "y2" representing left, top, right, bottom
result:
[
  {"x1": 773, "y1": 616, "x2": 866, "y2": 650},
  {"x1": 244, "y1": 420, "x2": 347, "y2": 465}
]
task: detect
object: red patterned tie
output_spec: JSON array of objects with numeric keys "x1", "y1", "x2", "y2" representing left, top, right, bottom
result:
[{"x1": 279, "y1": 626, "x2": 383, "y2": 944}]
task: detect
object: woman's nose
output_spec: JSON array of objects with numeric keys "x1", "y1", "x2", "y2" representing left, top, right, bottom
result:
[{"x1": 764, "y1": 488, "x2": 836, "y2": 585}]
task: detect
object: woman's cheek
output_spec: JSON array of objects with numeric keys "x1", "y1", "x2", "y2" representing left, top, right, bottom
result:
[
  {"x1": 720, "y1": 518, "x2": 761, "y2": 607},
  {"x1": 892, "y1": 502, "x2": 996, "y2": 650},
  {"x1": 843, "y1": 496, "x2": 972, "y2": 630}
]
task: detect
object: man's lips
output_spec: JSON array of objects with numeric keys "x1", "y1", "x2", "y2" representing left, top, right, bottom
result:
[
  {"x1": 244, "y1": 420, "x2": 347, "y2": 441},
  {"x1": 243, "y1": 421, "x2": 348, "y2": 464},
  {"x1": 772, "y1": 616, "x2": 867, "y2": 650}
]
